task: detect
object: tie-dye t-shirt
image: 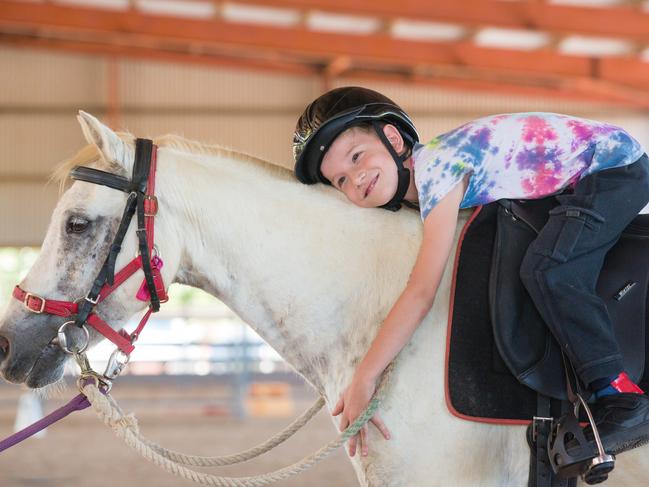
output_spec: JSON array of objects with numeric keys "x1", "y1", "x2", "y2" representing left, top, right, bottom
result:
[{"x1": 413, "y1": 113, "x2": 645, "y2": 221}]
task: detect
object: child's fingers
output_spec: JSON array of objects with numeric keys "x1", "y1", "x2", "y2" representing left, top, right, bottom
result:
[
  {"x1": 360, "y1": 425, "x2": 368, "y2": 456},
  {"x1": 331, "y1": 397, "x2": 343, "y2": 416},
  {"x1": 370, "y1": 414, "x2": 391, "y2": 440},
  {"x1": 348, "y1": 434, "x2": 358, "y2": 457}
]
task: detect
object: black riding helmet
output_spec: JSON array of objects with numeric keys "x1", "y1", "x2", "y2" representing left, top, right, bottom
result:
[{"x1": 293, "y1": 86, "x2": 419, "y2": 211}]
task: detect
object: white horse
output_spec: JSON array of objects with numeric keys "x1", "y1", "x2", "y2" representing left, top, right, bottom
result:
[{"x1": 0, "y1": 112, "x2": 647, "y2": 486}]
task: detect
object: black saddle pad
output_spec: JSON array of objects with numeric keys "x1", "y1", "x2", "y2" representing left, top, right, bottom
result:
[{"x1": 446, "y1": 203, "x2": 649, "y2": 422}]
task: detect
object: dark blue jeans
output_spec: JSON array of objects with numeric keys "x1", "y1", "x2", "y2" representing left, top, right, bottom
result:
[{"x1": 520, "y1": 153, "x2": 649, "y2": 386}]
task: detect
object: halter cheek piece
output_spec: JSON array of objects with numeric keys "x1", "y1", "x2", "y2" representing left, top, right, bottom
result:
[{"x1": 13, "y1": 138, "x2": 167, "y2": 365}]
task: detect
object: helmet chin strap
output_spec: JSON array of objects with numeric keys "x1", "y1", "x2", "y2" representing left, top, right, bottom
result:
[{"x1": 372, "y1": 121, "x2": 412, "y2": 212}]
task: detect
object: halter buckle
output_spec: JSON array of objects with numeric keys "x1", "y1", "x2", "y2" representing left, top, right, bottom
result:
[
  {"x1": 144, "y1": 195, "x2": 158, "y2": 217},
  {"x1": 532, "y1": 416, "x2": 553, "y2": 441},
  {"x1": 23, "y1": 293, "x2": 45, "y2": 314}
]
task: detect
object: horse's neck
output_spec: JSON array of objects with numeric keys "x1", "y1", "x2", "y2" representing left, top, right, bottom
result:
[{"x1": 159, "y1": 148, "x2": 421, "y2": 397}]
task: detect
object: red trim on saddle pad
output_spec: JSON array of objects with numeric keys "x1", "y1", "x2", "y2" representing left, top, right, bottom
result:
[{"x1": 443, "y1": 206, "x2": 529, "y2": 426}]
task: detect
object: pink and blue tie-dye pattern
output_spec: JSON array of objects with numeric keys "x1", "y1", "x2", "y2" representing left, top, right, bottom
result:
[{"x1": 413, "y1": 113, "x2": 645, "y2": 221}]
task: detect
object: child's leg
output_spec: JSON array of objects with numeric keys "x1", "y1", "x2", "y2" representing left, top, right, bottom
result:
[
  {"x1": 520, "y1": 154, "x2": 649, "y2": 387},
  {"x1": 520, "y1": 154, "x2": 649, "y2": 455}
]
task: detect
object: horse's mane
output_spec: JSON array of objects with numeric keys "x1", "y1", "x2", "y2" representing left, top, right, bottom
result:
[{"x1": 52, "y1": 131, "x2": 292, "y2": 192}]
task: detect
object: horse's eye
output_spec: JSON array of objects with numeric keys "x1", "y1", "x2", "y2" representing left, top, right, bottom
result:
[{"x1": 66, "y1": 216, "x2": 90, "y2": 234}]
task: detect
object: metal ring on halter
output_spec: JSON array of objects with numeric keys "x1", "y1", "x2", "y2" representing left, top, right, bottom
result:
[
  {"x1": 76, "y1": 371, "x2": 113, "y2": 393},
  {"x1": 57, "y1": 321, "x2": 90, "y2": 354},
  {"x1": 135, "y1": 244, "x2": 160, "y2": 260},
  {"x1": 74, "y1": 351, "x2": 113, "y2": 393}
]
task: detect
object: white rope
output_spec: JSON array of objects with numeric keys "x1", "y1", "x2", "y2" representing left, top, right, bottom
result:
[
  {"x1": 82, "y1": 383, "x2": 378, "y2": 486},
  {"x1": 105, "y1": 391, "x2": 325, "y2": 466}
]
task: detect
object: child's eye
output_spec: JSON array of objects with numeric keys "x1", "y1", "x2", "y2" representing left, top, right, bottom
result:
[
  {"x1": 337, "y1": 176, "x2": 346, "y2": 187},
  {"x1": 352, "y1": 152, "x2": 361, "y2": 163}
]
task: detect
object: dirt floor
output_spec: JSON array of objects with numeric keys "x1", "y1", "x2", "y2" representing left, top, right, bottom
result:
[{"x1": 0, "y1": 378, "x2": 358, "y2": 487}]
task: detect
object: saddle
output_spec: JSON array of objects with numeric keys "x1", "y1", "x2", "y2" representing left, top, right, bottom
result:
[
  {"x1": 446, "y1": 196, "x2": 649, "y2": 486},
  {"x1": 446, "y1": 196, "x2": 649, "y2": 422}
]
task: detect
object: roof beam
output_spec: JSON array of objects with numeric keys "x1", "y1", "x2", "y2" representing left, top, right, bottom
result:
[
  {"x1": 235, "y1": 0, "x2": 649, "y2": 42},
  {"x1": 365, "y1": 68, "x2": 649, "y2": 108},
  {"x1": 0, "y1": 0, "x2": 639, "y2": 80},
  {"x1": 323, "y1": 56, "x2": 352, "y2": 78},
  {"x1": 0, "y1": 33, "x2": 316, "y2": 76},
  {"x1": 7, "y1": 33, "x2": 649, "y2": 109}
]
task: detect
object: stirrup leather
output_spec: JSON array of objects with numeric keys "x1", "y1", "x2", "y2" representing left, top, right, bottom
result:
[{"x1": 548, "y1": 394, "x2": 615, "y2": 485}]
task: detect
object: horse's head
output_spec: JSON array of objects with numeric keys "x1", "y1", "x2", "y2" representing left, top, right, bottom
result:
[{"x1": 0, "y1": 112, "x2": 171, "y2": 388}]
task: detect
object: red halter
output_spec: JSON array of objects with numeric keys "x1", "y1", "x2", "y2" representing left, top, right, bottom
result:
[{"x1": 13, "y1": 140, "x2": 167, "y2": 356}]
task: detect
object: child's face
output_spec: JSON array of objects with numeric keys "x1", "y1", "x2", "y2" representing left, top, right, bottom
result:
[{"x1": 320, "y1": 124, "x2": 404, "y2": 208}]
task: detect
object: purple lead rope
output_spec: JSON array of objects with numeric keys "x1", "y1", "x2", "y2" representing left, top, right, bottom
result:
[{"x1": 0, "y1": 393, "x2": 91, "y2": 453}]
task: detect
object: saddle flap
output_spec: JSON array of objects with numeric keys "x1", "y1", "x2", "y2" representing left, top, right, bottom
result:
[{"x1": 490, "y1": 202, "x2": 569, "y2": 399}]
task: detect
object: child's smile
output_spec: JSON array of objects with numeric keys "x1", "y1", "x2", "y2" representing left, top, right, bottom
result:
[{"x1": 365, "y1": 173, "x2": 379, "y2": 198}]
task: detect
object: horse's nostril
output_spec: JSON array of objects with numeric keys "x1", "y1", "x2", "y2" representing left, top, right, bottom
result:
[{"x1": 0, "y1": 335, "x2": 9, "y2": 359}]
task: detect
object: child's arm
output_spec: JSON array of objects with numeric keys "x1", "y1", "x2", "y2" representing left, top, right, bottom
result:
[{"x1": 332, "y1": 176, "x2": 468, "y2": 456}]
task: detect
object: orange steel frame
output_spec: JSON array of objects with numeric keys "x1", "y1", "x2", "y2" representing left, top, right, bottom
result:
[
  {"x1": 0, "y1": 0, "x2": 648, "y2": 108},
  {"x1": 236, "y1": 0, "x2": 649, "y2": 42}
]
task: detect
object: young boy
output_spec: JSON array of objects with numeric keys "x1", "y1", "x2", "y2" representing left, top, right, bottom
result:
[{"x1": 292, "y1": 86, "x2": 649, "y2": 461}]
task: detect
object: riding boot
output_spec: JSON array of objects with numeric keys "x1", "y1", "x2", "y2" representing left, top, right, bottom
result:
[
  {"x1": 583, "y1": 393, "x2": 649, "y2": 455},
  {"x1": 554, "y1": 393, "x2": 649, "y2": 484}
]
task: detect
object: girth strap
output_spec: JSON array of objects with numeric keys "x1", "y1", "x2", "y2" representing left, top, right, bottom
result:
[{"x1": 528, "y1": 395, "x2": 577, "y2": 487}]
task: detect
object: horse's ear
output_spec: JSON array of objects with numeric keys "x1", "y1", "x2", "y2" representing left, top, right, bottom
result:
[{"x1": 77, "y1": 111, "x2": 133, "y2": 173}]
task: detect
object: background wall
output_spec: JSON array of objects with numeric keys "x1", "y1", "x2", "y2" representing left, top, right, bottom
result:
[{"x1": 2, "y1": 45, "x2": 648, "y2": 246}]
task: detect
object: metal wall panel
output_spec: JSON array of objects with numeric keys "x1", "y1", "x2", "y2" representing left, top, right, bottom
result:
[
  {"x1": 0, "y1": 183, "x2": 59, "y2": 247},
  {"x1": 121, "y1": 114, "x2": 296, "y2": 167},
  {"x1": 0, "y1": 47, "x2": 106, "y2": 108},
  {"x1": 119, "y1": 59, "x2": 320, "y2": 110},
  {"x1": 0, "y1": 115, "x2": 86, "y2": 176}
]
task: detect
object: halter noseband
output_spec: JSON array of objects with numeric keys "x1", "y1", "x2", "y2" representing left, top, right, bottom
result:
[{"x1": 13, "y1": 138, "x2": 167, "y2": 367}]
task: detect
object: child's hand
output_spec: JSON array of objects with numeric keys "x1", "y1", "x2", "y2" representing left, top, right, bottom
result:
[{"x1": 331, "y1": 373, "x2": 391, "y2": 457}]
